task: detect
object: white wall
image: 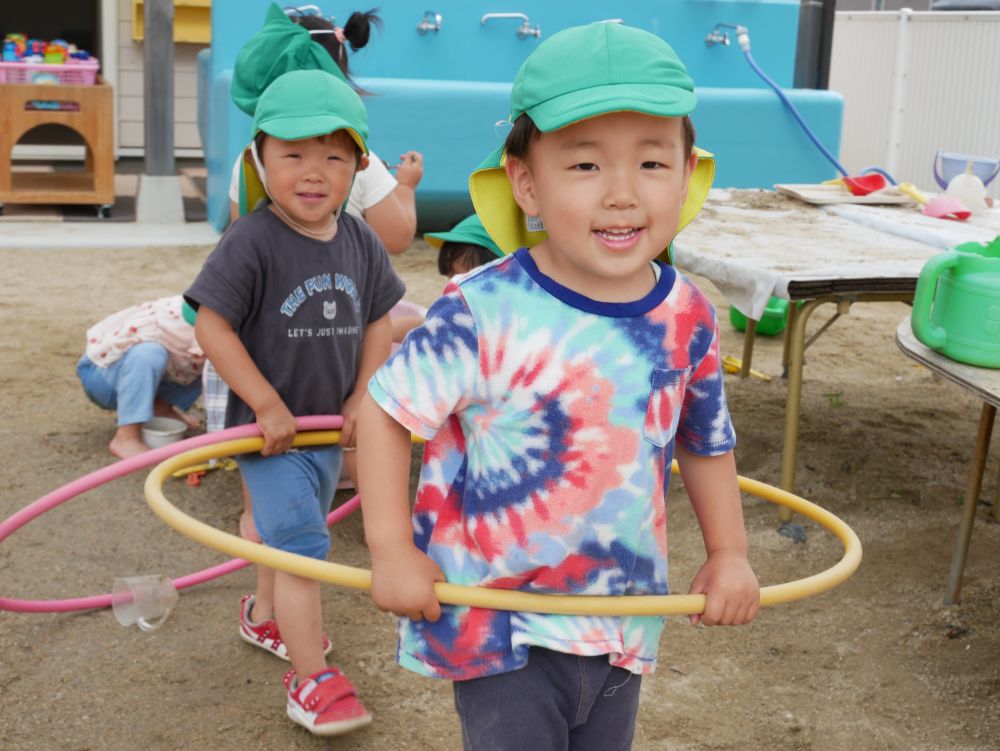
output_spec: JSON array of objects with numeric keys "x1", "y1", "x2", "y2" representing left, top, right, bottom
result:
[
  {"x1": 116, "y1": 0, "x2": 205, "y2": 155},
  {"x1": 830, "y1": 10, "x2": 1000, "y2": 198}
]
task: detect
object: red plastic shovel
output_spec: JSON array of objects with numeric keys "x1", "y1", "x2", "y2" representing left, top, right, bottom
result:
[
  {"x1": 823, "y1": 173, "x2": 888, "y2": 196},
  {"x1": 841, "y1": 173, "x2": 887, "y2": 196}
]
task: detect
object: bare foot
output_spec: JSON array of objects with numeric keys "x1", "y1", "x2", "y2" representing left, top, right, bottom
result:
[
  {"x1": 109, "y1": 425, "x2": 150, "y2": 460},
  {"x1": 153, "y1": 399, "x2": 202, "y2": 430},
  {"x1": 175, "y1": 411, "x2": 202, "y2": 430}
]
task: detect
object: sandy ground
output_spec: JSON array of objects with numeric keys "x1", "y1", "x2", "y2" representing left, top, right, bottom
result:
[{"x1": 1, "y1": 234, "x2": 998, "y2": 751}]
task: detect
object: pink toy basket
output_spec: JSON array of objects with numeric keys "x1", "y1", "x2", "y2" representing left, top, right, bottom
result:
[{"x1": 0, "y1": 58, "x2": 100, "y2": 86}]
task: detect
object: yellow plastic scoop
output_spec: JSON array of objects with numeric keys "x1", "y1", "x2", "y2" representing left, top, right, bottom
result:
[{"x1": 722, "y1": 355, "x2": 771, "y2": 381}]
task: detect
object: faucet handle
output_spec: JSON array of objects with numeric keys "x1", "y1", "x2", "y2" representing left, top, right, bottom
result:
[
  {"x1": 517, "y1": 20, "x2": 541, "y2": 39},
  {"x1": 705, "y1": 29, "x2": 730, "y2": 47},
  {"x1": 417, "y1": 10, "x2": 442, "y2": 35}
]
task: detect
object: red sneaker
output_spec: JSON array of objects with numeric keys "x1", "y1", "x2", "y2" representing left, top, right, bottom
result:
[
  {"x1": 238, "y1": 594, "x2": 332, "y2": 661},
  {"x1": 285, "y1": 667, "x2": 372, "y2": 736}
]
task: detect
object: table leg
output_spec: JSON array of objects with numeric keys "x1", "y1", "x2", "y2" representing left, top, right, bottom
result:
[
  {"x1": 944, "y1": 402, "x2": 995, "y2": 605},
  {"x1": 995, "y1": 458, "x2": 1000, "y2": 525},
  {"x1": 740, "y1": 320, "x2": 757, "y2": 379},
  {"x1": 779, "y1": 298, "x2": 828, "y2": 522},
  {"x1": 782, "y1": 300, "x2": 798, "y2": 377}
]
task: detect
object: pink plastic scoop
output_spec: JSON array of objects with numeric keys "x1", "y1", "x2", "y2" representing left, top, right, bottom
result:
[{"x1": 898, "y1": 183, "x2": 971, "y2": 221}]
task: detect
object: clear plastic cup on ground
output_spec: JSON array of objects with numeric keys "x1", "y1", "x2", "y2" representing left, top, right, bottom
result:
[{"x1": 110, "y1": 574, "x2": 179, "y2": 632}]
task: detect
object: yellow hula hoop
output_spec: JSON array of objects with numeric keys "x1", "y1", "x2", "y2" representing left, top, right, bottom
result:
[{"x1": 144, "y1": 432, "x2": 862, "y2": 616}]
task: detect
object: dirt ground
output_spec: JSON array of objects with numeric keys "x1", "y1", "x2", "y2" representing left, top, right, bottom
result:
[{"x1": 1, "y1": 232, "x2": 998, "y2": 751}]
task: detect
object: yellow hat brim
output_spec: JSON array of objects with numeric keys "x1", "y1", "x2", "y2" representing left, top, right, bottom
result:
[
  {"x1": 239, "y1": 147, "x2": 269, "y2": 216},
  {"x1": 470, "y1": 146, "x2": 715, "y2": 258}
]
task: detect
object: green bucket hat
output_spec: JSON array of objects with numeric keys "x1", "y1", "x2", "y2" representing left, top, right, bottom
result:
[
  {"x1": 231, "y1": 3, "x2": 347, "y2": 116},
  {"x1": 240, "y1": 69, "x2": 369, "y2": 214},
  {"x1": 424, "y1": 214, "x2": 503, "y2": 258},
  {"x1": 470, "y1": 22, "x2": 715, "y2": 257}
]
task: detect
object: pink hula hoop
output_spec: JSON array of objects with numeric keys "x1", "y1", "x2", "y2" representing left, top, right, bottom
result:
[{"x1": 0, "y1": 416, "x2": 355, "y2": 613}]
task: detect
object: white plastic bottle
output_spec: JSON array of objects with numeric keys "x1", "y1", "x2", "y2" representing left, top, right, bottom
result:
[{"x1": 946, "y1": 161, "x2": 988, "y2": 216}]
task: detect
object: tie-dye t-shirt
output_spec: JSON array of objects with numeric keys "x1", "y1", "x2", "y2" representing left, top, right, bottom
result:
[{"x1": 368, "y1": 248, "x2": 735, "y2": 681}]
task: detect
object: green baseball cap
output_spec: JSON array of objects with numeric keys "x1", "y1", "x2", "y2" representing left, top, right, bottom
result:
[
  {"x1": 469, "y1": 22, "x2": 714, "y2": 257},
  {"x1": 424, "y1": 214, "x2": 503, "y2": 258},
  {"x1": 231, "y1": 3, "x2": 347, "y2": 117},
  {"x1": 251, "y1": 69, "x2": 368, "y2": 151},
  {"x1": 511, "y1": 22, "x2": 696, "y2": 130}
]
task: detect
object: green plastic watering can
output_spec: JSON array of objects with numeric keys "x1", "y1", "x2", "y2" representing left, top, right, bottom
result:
[{"x1": 911, "y1": 236, "x2": 1000, "y2": 368}]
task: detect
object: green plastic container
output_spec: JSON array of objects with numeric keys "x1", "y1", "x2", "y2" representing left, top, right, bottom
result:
[
  {"x1": 729, "y1": 297, "x2": 789, "y2": 337},
  {"x1": 911, "y1": 236, "x2": 1000, "y2": 368}
]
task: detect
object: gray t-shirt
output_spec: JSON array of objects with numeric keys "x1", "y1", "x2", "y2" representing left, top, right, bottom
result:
[{"x1": 185, "y1": 206, "x2": 405, "y2": 427}]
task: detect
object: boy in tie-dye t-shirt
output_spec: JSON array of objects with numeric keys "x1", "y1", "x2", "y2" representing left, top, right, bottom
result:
[{"x1": 358, "y1": 23, "x2": 758, "y2": 750}]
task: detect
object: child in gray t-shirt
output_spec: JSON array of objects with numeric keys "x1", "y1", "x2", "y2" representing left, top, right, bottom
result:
[{"x1": 185, "y1": 70, "x2": 403, "y2": 738}]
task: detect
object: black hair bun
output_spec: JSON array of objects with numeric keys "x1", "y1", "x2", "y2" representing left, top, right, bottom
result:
[{"x1": 343, "y1": 8, "x2": 382, "y2": 51}]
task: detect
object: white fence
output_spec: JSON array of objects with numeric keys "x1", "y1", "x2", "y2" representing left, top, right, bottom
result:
[{"x1": 830, "y1": 9, "x2": 1000, "y2": 198}]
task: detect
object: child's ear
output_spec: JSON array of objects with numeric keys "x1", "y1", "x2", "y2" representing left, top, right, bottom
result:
[
  {"x1": 505, "y1": 156, "x2": 540, "y2": 217},
  {"x1": 357, "y1": 154, "x2": 370, "y2": 173}
]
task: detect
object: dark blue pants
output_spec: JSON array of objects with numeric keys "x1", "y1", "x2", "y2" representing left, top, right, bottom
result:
[{"x1": 453, "y1": 647, "x2": 641, "y2": 751}]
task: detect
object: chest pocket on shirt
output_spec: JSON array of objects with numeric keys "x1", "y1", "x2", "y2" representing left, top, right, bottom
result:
[{"x1": 643, "y1": 368, "x2": 689, "y2": 448}]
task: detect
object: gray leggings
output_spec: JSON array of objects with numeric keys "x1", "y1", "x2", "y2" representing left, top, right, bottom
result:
[{"x1": 453, "y1": 647, "x2": 641, "y2": 751}]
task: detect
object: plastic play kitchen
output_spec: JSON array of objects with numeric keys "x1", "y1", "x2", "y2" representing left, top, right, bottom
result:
[{"x1": 911, "y1": 236, "x2": 1000, "y2": 369}]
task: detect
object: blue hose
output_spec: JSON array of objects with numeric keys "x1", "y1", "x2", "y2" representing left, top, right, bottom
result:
[
  {"x1": 858, "y1": 166, "x2": 898, "y2": 186},
  {"x1": 742, "y1": 47, "x2": 898, "y2": 185},
  {"x1": 742, "y1": 49, "x2": 848, "y2": 177}
]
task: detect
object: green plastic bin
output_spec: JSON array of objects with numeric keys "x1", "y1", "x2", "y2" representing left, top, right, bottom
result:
[{"x1": 729, "y1": 297, "x2": 789, "y2": 337}]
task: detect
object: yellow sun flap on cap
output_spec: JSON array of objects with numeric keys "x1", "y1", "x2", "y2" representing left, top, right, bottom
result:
[
  {"x1": 469, "y1": 146, "x2": 715, "y2": 258},
  {"x1": 238, "y1": 146, "x2": 268, "y2": 217}
]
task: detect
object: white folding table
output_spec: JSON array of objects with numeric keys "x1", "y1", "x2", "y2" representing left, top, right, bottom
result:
[{"x1": 673, "y1": 190, "x2": 1000, "y2": 527}]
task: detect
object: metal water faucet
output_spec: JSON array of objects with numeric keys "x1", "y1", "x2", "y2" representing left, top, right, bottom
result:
[
  {"x1": 285, "y1": 4, "x2": 323, "y2": 17},
  {"x1": 704, "y1": 28, "x2": 730, "y2": 47},
  {"x1": 417, "y1": 10, "x2": 442, "y2": 34},
  {"x1": 706, "y1": 23, "x2": 750, "y2": 52},
  {"x1": 481, "y1": 13, "x2": 541, "y2": 39}
]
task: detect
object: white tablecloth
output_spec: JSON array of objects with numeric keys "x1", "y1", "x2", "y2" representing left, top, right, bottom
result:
[{"x1": 673, "y1": 189, "x2": 1000, "y2": 320}]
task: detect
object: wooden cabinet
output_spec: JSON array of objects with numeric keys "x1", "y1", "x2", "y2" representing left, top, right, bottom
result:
[{"x1": 0, "y1": 79, "x2": 115, "y2": 214}]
